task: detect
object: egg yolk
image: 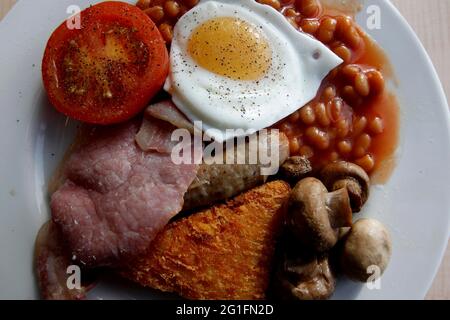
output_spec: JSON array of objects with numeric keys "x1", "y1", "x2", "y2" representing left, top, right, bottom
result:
[{"x1": 188, "y1": 17, "x2": 272, "y2": 81}]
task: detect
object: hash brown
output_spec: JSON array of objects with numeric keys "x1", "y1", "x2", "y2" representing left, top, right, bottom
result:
[{"x1": 122, "y1": 180, "x2": 291, "y2": 299}]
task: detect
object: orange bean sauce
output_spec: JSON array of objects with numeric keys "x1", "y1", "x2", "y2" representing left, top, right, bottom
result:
[{"x1": 274, "y1": 0, "x2": 400, "y2": 182}]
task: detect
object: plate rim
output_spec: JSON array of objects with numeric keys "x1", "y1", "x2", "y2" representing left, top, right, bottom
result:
[
  {"x1": 0, "y1": 0, "x2": 449, "y2": 299},
  {"x1": 384, "y1": 0, "x2": 450, "y2": 298}
]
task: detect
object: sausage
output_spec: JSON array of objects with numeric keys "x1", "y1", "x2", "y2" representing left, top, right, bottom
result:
[{"x1": 183, "y1": 132, "x2": 290, "y2": 210}]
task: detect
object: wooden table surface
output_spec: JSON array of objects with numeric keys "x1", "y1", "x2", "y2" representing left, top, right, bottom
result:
[{"x1": 1, "y1": 0, "x2": 449, "y2": 300}]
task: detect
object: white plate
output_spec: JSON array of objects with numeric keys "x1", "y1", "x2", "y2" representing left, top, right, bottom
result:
[{"x1": 0, "y1": 0, "x2": 449, "y2": 300}]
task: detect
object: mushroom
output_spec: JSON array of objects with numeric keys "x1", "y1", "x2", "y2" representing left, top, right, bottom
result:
[
  {"x1": 274, "y1": 252, "x2": 336, "y2": 300},
  {"x1": 280, "y1": 156, "x2": 312, "y2": 182},
  {"x1": 321, "y1": 161, "x2": 370, "y2": 212},
  {"x1": 339, "y1": 218, "x2": 392, "y2": 282},
  {"x1": 287, "y1": 177, "x2": 353, "y2": 252},
  {"x1": 338, "y1": 227, "x2": 351, "y2": 241}
]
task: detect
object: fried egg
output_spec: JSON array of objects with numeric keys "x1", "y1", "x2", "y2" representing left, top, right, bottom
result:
[{"x1": 164, "y1": 0, "x2": 343, "y2": 142}]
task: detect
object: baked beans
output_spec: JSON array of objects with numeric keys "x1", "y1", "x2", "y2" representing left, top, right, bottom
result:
[
  {"x1": 339, "y1": 67, "x2": 386, "y2": 107},
  {"x1": 369, "y1": 117, "x2": 384, "y2": 135},
  {"x1": 333, "y1": 45, "x2": 352, "y2": 63},
  {"x1": 321, "y1": 85, "x2": 336, "y2": 102},
  {"x1": 353, "y1": 133, "x2": 372, "y2": 158},
  {"x1": 280, "y1": 1, "x2": 396, "y2": 175},
  {"x1": 159, "y1": 23, "x2": 174, "y2": 43},
  {"x1": 136, "y1": 0, "x2": 200, "y2": 44},
  {"x1": 257, "y1": 0, "x2": 282, "y2": 10},
  {"x1": 289, "y1": 137, "x2": 301, "y2": 154},
  {"x1": 341, "y1": 64, "x2": 361, "y2": 80},
  {"x1": 317, "y1": 17, "x2": 337, "y2": 43},
  {"x1": 354, "y1": 72, "x2": 370, "y2": 97},
  {"x1": 144, "y1": 6, "x2": 165, "y2": 23},
  {"x1": 336, "y1": 119, "x2": 350, "y2": 138},
  {"x1": 305, "y1": 127, "x2": 330, "y2": 150},
  {"x1": 277, "y1": 64, "x2": 393, "y2": 175},
  {"x1": 314, "y1": 102, "x2": 330, "y2": 127},
  {"x1": 164, "y1": 1, "x2": 181, "y2": 18},
  {"x1": 355, "y1": 154, "x2": 375, "y2": 172},
  {"x1": 342, "y1": 85, "x2": 362, "y2": 107},
  {"x1": 136, "y1": 0, "x2": 152, "y2": 10},
  {"x1": 353, "y1": 116, "x2": 368, "y2": 136},
  {"x1": 300, "y1": 19, "x2": 320, "y2": 35},
  {"x1": 289, "y1": 110, "x2": 300, "y2": 123},
  {"x1": 299, "y1": 104, "x2": 316, "y2": 125},
  {"x1": 279, "y1": 122, "x2": 294, "y2": 136},
  {"x1": 337, "y1": 140, "x2": 352, "y2": 155},
  {"x1": 328, "y1": 97, "x2": 343, "y2": 122},
  {"x1": 297, "y1": 0, "x2": 321, "y2": 18},
  {"x1": 336, "y1": 16, "x2": 352, "y2": 37},
  {"x1": 284, "y1": 8, "x2": 300, "y2": 18},
  {"x1": 367, "y1": 70, "x2": 385, "y2": 96},
  {"x1": 341, "y1": 26, "x2": 361, "y2": 49}
]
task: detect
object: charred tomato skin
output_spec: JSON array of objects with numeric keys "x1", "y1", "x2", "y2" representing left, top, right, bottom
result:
[{"x1": 42, "y1": 1, "x2": 169, "y2": 125}]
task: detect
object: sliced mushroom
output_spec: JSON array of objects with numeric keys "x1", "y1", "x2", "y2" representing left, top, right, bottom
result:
[
  {"x1": 340, "y1": 218, "x2": 392, "y2": 282},
  {"x1": 321, "y1": 161, "x2": 370, "y2": 212},
  {"x1": 274, "y1": 252, "x2": 336, "y2": 300},
  {"x1": 287, "y1": 177, "x2": 353, "y2": 252},
  {"x1": 280, "y1": 156, "x2": 312, "y2": 182}
]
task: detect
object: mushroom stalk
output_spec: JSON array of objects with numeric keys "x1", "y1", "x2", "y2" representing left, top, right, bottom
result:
[
  {"x1": 274, "y1": 251, "x2": 336, "y2": 300},
  {"x1": 326, "y1": 188, "x2": 353, "y2": 229},
  {"x1": 287, "y1": 177, "x2": 354, "y2": 252},
  {"x1": 321, "y1": 161, "x2": 370, "y2": 213}
]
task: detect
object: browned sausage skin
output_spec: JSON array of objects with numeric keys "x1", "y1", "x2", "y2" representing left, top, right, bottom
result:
[{"x1": 184, "y1": 132, "x2": 290, "y2": 210}]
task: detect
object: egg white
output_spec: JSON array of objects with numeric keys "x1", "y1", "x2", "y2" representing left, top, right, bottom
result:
[{"x1": 164, "y1": 0, "x2": 343, "y2": 142}]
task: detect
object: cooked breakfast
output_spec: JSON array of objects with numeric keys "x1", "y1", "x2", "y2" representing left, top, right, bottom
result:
[{"x1": 34, "y1": 0, "x2": 399, "y2": 300}]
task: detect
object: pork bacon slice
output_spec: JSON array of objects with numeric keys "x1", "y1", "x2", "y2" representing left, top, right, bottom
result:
[
  {"x1": 35, "y1": 221, "x2": 96, "y2": 300},
  {"x1": 50, "y1": 120, "x2": 199, "y2": 267}
]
